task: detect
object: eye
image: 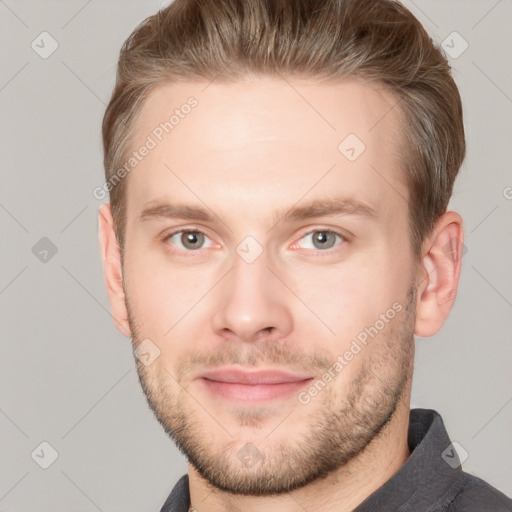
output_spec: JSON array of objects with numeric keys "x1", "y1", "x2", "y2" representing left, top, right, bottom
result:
[
  {"x1": 165, "y1": 230, "x2": 214, "y2": 251},
  {"x1": 296, "y1": 230, "x2": 344, "y2": 251}
]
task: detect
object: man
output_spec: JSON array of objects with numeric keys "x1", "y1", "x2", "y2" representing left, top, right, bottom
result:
[{"x1": 98, "y1": 0, "x2": 512, "y2": 510}]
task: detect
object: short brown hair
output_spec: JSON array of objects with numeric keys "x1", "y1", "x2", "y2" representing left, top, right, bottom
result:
[{"x1": 102, "y1": 0, "x2": 465, "y2": 259}]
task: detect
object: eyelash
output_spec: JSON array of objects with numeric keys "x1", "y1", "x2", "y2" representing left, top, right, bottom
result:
[{"x1": 161, "y1": 227, "x2": 348, "y2": 256}]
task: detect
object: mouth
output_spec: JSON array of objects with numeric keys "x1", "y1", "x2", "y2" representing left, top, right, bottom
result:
[{"x1": 198, "y1": 367, "x2": 314, "y2": 402}]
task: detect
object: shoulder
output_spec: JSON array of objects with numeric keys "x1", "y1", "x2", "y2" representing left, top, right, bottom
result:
[{"x1": 447, "y1": 472, "x2": 512, "y2": 511}]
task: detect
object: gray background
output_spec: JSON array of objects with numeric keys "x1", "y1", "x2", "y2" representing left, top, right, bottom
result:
[{"x1": 1, "y1": 0, "x2": 511, "y2": 510}]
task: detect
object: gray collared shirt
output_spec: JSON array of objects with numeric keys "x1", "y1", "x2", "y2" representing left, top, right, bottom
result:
[{"x1": 159, "y1": 409, "x2": 512, "y2": 511}]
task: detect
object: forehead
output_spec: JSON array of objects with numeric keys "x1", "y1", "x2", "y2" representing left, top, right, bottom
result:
[{"x1": 124, "y1": 77, "x2": 407, "y2": 222}]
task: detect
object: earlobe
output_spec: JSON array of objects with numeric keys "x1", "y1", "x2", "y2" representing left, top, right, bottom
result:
[
  {"x1": 98, "y1": 204, "x2": 132, "y2": 338},
  {"x1": 414, "y1": 211, "x2": 464, "y2": 338}
]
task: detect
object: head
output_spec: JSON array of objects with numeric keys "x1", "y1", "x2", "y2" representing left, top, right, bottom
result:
[{"x1": 99, "y1": 0, "x2": 465, "y2": 496}]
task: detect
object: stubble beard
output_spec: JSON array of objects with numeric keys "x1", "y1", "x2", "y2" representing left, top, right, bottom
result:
[{"x1": 127, "y1": 286, "x2": 416, "y2": 496}]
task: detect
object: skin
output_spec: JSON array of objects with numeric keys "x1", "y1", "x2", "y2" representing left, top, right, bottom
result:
[{"x1": 99, "y1": 77, "x2": 464, "y2": 512}]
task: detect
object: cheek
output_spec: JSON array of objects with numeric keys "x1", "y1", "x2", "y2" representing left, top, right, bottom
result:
[
  {"x1": 123, "y1": 250, "x2": 215, "y2": 337},
  {"x1": 290, "y1": 256, "x2": 408, "y2": 356},
  {"x1": 290, "y1": 260, "x2": 392, "y2": 327}
]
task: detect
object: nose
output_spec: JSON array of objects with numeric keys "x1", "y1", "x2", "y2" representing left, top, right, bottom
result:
[{"x1": 211, "y1": 247, "x2": 294, "y2": 344}]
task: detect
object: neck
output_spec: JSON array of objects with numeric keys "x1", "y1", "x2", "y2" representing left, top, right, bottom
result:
[{"x1": 188, "y1": 392, "x2": 412, "y2": 512}]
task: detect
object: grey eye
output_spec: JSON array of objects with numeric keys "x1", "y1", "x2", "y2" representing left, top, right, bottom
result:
[
  {"x1": 168, "y1": 231, "x2": 211, "y2": 250},
  {"x1": 181, "y1": 231, "x2": 204, "y2": 250},
  {"x1": 298, "y1": 231, "x2": 343, "y2": 250}
]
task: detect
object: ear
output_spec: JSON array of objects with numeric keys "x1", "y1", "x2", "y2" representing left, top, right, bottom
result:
[
  {"x1": 98, "y1": 203, "x2": 132, "y2": 337},
  {"x1": 414, "y1": 211, "x2": 464, "y2": 337}
]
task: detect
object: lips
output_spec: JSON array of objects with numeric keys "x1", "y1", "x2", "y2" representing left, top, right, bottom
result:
[
  {"x1": 198, "y1": 367, "x2": 314, "y2": 402},
  {"x1": 200, "y1": 367, "x2": 312, "y2": 385}
]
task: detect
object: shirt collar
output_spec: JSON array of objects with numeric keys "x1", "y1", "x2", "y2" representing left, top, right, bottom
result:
[{"x1": 354, "y1": 408, "x2": 464, "y2": 511}]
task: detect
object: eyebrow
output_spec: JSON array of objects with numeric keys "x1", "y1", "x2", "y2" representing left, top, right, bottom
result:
[{"x1": 138, "y1": 196, "x2": 377, "y2": 228}]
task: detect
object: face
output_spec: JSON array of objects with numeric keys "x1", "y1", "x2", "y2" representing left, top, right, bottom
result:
[{"x1": 120, "y1": 77, "x2": 418, "y2": 494}]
